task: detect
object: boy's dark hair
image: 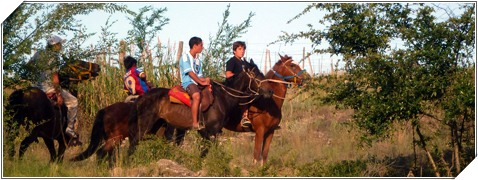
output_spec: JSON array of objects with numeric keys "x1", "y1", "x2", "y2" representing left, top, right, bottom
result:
[
  {"x1": 233, "y1": 41, "x2": 246, "y2": 51},
  {"x1": 124, "y1": 56, "x2": 137, "y2": 70},
  {"x1": 189, "y1": 36, "x2": 202, "y2": 49}
]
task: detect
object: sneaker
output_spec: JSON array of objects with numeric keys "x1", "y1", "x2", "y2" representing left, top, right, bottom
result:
[
  {"x1": 241, "y1": 118, "x2": 252, "y2": 128},
  {"x1": 65, "y1": 128, "x2": 78, "y2": 139}
]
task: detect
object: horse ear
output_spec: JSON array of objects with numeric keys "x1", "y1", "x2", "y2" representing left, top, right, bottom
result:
[
  {"x1": 278, "y1": 53, "x2": 284, "y2": 60},
  {"x1": 249, "y1": 58, "x2": 256, "y2": 66}
]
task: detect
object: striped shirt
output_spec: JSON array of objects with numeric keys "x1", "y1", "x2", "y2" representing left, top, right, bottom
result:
[{"x1": 179, "y1": 52, "x2": 203, "y2": 89}]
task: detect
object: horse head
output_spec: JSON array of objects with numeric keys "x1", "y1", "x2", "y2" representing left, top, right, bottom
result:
[
  {"x1": 63, "y1": 59, "x2": 101, "y2": 81},
  {"x1": 246, "y1": 59, "x2": 274, "y2": 98},
  {"x1": 59, "y1": 59, "x2": 101, "y2": 96},
  {"x1": 272, "y1": 54, "x2": 306, "y2": 86},
  {"x1": 224, "y1": 59, "x2": 274, "y2": 100}
]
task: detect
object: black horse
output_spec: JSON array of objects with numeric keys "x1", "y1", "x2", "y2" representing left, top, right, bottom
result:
[
  {"x1": 127, "y1": 62, "x2": 273, "y2": 157},
  {"x1": 4, "y1": 59, "x2": 100, "y2": 162}
]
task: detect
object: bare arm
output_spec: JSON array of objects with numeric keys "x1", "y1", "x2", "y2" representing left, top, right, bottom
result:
[
  {"x1": 52, "y1": 72, "x2": 63, "y2": 105},
  {"x1": 187, "y1": 72, "x2": 210, "y2": 86},
  {"x1": 226, "y1": 71, "x2": 234, "y2": 78}
]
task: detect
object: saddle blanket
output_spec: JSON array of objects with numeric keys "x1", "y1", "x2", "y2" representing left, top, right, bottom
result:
[
  {"x1": 168, "y1": 85, "x2": 214, "y2": 112},
  {"x1": 168, "y1": 85, "x2": 191, "y2": 107}
]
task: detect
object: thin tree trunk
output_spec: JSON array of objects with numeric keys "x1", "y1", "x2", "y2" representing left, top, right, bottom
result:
[
  {"x1": 451, "y1": 121, "x2": 461, "y2": 173},
  {"x1": 440, "y1": 150, "x2": 452, "y2": 176},
  {"x1": 176, "y1": 41, "x2": 183, "y2": 80},
  {"x1": 416, "y1": 125, "x2": 440, "y2": 177},
  {"x1": 119, "y1": 40, "x2": 126, "y2": 67}
]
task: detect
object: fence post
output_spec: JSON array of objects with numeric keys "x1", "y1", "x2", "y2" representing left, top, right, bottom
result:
[
  {"x1": 119, "y1": 40, "x2": 126, "y2": 67},
  {"x1": 176, "y1": 41, "x2": 184, "y2": 80},
  {"x1": 302, "y1": 47, "x2": 305, "y2": 69},
  {"x1": 264, "y1": 49, "x2": 270, "y2": 73},
  {"x1": 308, "y1": 56, "x2": 314, "y2": 75}
]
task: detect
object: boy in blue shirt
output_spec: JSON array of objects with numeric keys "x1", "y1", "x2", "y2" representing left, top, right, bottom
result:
[{"x1": 179, "y1": 37, "x2": 210, "y2": 129}]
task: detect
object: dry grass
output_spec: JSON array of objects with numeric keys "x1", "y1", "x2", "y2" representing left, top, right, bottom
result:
[{"x1": 2, "y1": 46, "x2": 464, "y2": 177}]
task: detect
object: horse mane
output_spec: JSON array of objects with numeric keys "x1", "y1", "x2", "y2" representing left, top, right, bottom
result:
[
  {"x1": 274, "y1": 54, "x2": 293, "y2": 66},
  {"x1": 244, "y1": 60, "x2": 265, "y2": 79}
]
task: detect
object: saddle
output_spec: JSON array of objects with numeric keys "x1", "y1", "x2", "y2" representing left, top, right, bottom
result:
[{"x1": 168, "y1": 85, "x2": 214, "y2": 112}]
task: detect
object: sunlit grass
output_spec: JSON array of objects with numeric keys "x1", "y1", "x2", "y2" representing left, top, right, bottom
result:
[{"x1": 2, "y1": 43, "x2": 459, "y2": 177}]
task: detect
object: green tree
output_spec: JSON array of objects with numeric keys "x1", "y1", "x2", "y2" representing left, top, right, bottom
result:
[
  {"x1": 2, "y1": 3, "x2": 132, "y2": 88},
  {"x1": 278, "y1": 3, "x2": 474, "y2": 177},
  {"x1": 202, "y1": 4, "x2": 255, "y2": 79},
  {"x1": 126, "y1": 5, "x2": 169, "y2": 61}
]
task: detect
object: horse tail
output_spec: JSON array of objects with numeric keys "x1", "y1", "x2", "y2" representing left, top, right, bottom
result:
[{"x1": 70, "y1": 108, "x2": 106, "y2": 161}]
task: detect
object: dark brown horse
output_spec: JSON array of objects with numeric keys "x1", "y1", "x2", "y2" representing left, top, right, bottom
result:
[
  {"x1": 127, "y1": 63, "x2": 273, "y2": 157},
  {"x1": 69, "y1": 100, "x2": 182, "y2": 166},
  {"x1": 223, "y1": 54, "x2": 306, "y2": 165},
  {"x1": 4, "y1": 59, "x2": 100, "y2": 162},
  {"x1": 69, "y1": 102, "x2": 132, "y2": 166}
]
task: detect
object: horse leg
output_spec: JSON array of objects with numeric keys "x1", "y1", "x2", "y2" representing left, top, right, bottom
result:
[
  {"x1": 127, "y1": 104, "x2": 141, "y2": 157},
  {"x1": 6, "y1": 124, "x2": 19, "y2": 159},
  {"x1": 57, "y1": 138, "x2": 67, "y2": 162},
  {"x1": 95, "y1": 144, "x2": 107, "y2": 165},
  {"x1": 260, "y1": 129, "x2": 275, "y2": 166},
  {"x1": 18, "y1": 134, "x2": 39, "y2": 160},
  {"x1": 42, "y1": 137, "x2": 57, "y2": 162},
  {"x1": 253, "y1": 127, "x2": 266, "y2": 165},
  {"x1": 104, "y1": 142, "x2": 116, "y2": 168},
  {"x1": 174, "y1": 129, "x2": 187, "y2": 146},
  {"x1": 164, "y1": 124, "x2": 174, "y2": 142}
]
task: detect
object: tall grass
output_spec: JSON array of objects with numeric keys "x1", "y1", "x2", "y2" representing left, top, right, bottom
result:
[{"x1": 3, "y1": 41, "x2": 462, "y2": 177}]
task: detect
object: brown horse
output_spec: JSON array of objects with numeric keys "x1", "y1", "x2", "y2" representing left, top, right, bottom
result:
[
  {"x1": 5, "y1": 59, "x2": 100, "y2": 162},
  {"x1": 69, "y1": 102, "x2": 131, "y2": 166},
  {"x1": 127, "y1": 63, "x2": 273, "y2": 157},
  {"x1": 69, "y1": 101, "x2": 182, "y2": 167},
  {"x1": 223, "y1": 54, "x2": 306, "y2": 165}
]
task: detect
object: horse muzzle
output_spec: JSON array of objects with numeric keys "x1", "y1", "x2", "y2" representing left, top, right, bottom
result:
[{"x1": 259, "y1": 88, "x2": 274, "y2": 99}]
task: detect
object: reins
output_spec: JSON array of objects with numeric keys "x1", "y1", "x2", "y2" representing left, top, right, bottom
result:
[
  {"x1": 211, "y1": 69, "x2": 265, "y2": 105},
  {"x1": 259, "y1": 58, "x2": 306, "y2": 100}
]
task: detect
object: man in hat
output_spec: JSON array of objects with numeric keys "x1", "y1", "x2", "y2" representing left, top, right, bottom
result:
[{"x1": 29, "y1": 35, "x2": 82, "y2": 146}]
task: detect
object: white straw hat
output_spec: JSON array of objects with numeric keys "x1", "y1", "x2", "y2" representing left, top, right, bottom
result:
[{"x1": 47, "y1": 35, "x2": 66, "y2": 45}]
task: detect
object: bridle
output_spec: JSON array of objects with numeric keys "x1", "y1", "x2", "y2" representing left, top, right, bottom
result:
[
  {"x1": 271, "y1": 59, "x2": 306, "y2": 84},
  {"x1": 68, "y1": 61, "x2": 94, "y2": 81},
  {"x1": 262, "y1": 59, "x2": 306, "y2": 99},
  {"x1": 212, "y1": 67, "x2": 267, "y2": 105}
]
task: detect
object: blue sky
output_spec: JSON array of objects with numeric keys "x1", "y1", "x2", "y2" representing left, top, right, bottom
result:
[
  {"x1": 1, "y1": 1, "x2": 338, "y2": 74},
  {"x1": 1, "y1": 1, "x2": 470, "y2": 74},
  {"x1": 74, "y1": 1, "x2": 335, "y2": 74}
]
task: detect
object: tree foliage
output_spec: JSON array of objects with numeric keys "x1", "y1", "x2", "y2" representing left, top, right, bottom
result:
[
  {"x1": 2, "y1": 3, "x2": 132, "y2": 88},
  {"x1": 202, "y1": 4, "x2": 255, "y2": 79},
  {"x1": 279, "y1": 3, "x2": 475, "y2": 176},
  {"x1": 126, "y1": 5, "x2": 169, "y2": 60}
]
